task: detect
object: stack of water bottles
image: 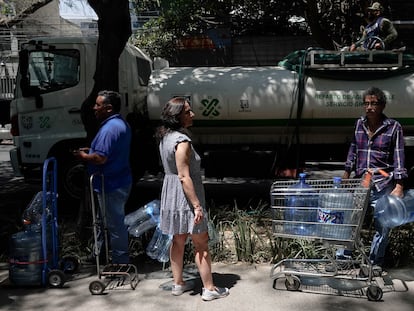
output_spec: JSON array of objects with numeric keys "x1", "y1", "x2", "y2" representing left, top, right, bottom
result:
[
  {"x1": 124, "y1": 200, "x2": 161, "y2": 237},
  {"x1": 317, "y1": 177, "x2": 353, "y2": 240},
  {"x1": 124, "y1": 200, "x2": 172, "y2": 263},
  {"x1": 284, "y1": 173, "x2": 318, "y2": 236},
  {"x1": 9, "y1": 191, "x2": 51, "y2": 286}
]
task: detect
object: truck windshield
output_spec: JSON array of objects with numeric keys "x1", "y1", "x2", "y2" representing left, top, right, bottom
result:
[{"x1": 28, "y1": 49, "x2": 80, "y2": 93}]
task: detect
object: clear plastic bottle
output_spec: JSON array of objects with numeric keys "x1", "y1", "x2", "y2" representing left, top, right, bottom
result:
[
  {"x1": 128, "y1": 214, "x2": 159, "y2": 237},
  {"x1": 317, "y1": 177, "x2": 353, "y2": 239},
  {"x1": 22, "y1": 191, "x2": 43, "y2": 229},
  {"x1": 284, "y1": 173, "x2": 318, "y2": 235},
  {"x1": 146, "y1": 225, "x2": 172, "y2": 262},
  {"x1": 374, "y1": 189, "x2": 414, "y2": 228},
  {"x1": 125, "y1": 200, "x2": 160, "y2": 237},
  {"x1": 124, "y1": 200, "x2": 160, "y2": 228}
]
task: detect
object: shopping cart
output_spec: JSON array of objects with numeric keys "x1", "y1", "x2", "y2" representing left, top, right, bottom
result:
[
  {"x1": 269, "y1": 178, "x2": 407, "y2": 301},
  {"x1": 87, "y1": 173, "x2": 139, "y2": 295}
]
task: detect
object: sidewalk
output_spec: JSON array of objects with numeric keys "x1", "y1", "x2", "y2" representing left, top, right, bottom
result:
[{"x1": 1, "y1": 261, "x2": 413, "y2": 311}]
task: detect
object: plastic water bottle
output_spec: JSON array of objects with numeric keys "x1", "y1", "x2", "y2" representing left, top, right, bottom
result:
[
  {"x1": 128, "y1": 214, "x2": 159, "y2": 237},
  {"x1": 22, "y1": 191, "x2": 43, "y2": 229},
  {"x1": 374, "y1": 189, "x2": 414, "y2": 228},
  {"x1": 317, "y1": 177, "x2": 353, "y2": 239},
  {"x1": 124, "y1": 200, "x2": 160, "y2": 228},
  {"x1": 125, "y1": 200, "x2": 160, "y2": 237},
  {"x1": 146, "y1": 225, "x2": 172, "y2": 262},
  {"x1": 9, "y1": 230, "x2": 43, "y2": 286},
  {"x1": 284, "y1": 173, "x2": 318, "y2": 235}
]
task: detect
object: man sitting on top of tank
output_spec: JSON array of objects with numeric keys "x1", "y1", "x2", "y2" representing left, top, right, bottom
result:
[{"x1": 349, "y1": 2, "x2": 398, "y2": 51}]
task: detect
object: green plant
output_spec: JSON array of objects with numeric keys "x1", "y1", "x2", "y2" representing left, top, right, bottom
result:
[{"x1": 387, "y1": 224, "x2": 414, "y2": 267}]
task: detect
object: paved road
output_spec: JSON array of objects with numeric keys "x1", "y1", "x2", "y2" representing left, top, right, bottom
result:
[{"x1": 1, "y1": 262, "x2": 414, "y2": 311}]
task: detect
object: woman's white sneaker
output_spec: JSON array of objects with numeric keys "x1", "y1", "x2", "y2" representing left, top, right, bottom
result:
[
  {"x1": 201, "y1": 287, "x2": 230, "y2": 301},
  {"x1": 171, "y1": 280, "x2": 195, "y2": 296}
]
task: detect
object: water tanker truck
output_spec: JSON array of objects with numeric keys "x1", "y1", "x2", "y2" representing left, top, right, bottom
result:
[{"x1": 9, "y1": 37, "x2": 414, "y2": 200}]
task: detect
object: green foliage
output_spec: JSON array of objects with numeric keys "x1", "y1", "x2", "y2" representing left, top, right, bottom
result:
[
  {"x1": 0, "y1": 0, "x2": 16, "y2": 16},
  {"x1": 387, "y1": 224, "x2": 414, "y2": 267},
  {"x1": 131, "y1": 17, "x2": 177, "y2": 60}
]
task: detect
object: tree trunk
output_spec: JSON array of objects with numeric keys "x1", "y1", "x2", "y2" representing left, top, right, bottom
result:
[
  {"x1": 82, "y1": 0, "x2": 132, "y2": 142},
  {"x1": 305, "y1": 0, "x2": 335, "y2": 50}
]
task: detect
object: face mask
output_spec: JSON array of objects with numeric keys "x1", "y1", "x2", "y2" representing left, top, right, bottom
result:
[{"x1": 367, "y1": 11, "x2": 376, "y2": 22}]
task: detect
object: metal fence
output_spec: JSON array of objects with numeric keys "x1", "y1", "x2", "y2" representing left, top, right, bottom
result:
[{"x1": 0, "y1": 76, "x2": 15, "y2": 100}]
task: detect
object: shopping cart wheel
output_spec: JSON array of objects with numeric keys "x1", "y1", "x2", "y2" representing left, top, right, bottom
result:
[
  {"x1": 285, "y1": 275, "x2": 301, "y2": 291},
  {"x1": 48, "y1": 270, "x2": 66, "y2": 288},
  {"x1": 89, "y1": 280, "x2": 106, "y2": 295},
  {"x1": 366, "y1": 285, "x2": 383, "y2": 301},
  {"x1": 60, "y1": 255, "x2": 80, "y2": 274}
]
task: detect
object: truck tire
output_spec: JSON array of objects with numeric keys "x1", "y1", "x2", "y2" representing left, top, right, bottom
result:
[{"x1": 59, "y1": 157, "x2": 86, "y2": 201}]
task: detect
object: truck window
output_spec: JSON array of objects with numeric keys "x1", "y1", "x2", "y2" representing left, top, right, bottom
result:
[
  {"x1": 136, "y1": 57, "x2": 151, "y2": 86},
  {"x1": 28, "y1": 49, "x2": 80, "y2": 93}
]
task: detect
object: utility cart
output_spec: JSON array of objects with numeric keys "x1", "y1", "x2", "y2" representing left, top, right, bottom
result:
[
  {"x1": 9, "y1": 157, "x2": 78, "y2": 287},
  {"x1": 87, "y1": 173, "x2": 139, "y2": 295}
]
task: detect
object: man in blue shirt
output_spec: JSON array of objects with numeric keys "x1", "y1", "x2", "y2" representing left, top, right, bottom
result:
[
  {"x1": 76, "y1": 90, "x2": 132, "y2": 264},
  {"x1": 343, "y1": 86, "x2": 407, "y2": 270}
]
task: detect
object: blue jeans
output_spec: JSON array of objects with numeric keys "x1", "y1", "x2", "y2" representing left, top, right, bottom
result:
[
  {"x1": 96, "y1": 184, "x2": 131, "y2": 264},
  {"x1": 369, "y1": 185, "x2": 393, "y2": 266}
]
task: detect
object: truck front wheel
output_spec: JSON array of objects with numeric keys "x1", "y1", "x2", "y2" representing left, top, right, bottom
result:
[{"x1": 60, "y1": 158, "x2": 86, "y2": 201}]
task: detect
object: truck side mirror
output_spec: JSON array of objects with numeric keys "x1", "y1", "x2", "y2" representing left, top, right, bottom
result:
[
  {"x1": 19, "y1": 49, "x2": 32, "y2": 97},
  {"x1": 19, "y1": 48, "x2": 43, "y2": 108}
]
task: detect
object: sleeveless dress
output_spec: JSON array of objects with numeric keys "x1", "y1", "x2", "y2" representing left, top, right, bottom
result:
[{"x1": 159, "y1": 131, "x2": 208, "y2": 235}]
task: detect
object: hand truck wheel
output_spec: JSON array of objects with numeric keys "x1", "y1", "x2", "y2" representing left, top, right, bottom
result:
[
  {"x1": 48, "y1": 269, "x2": 66, "y2": 288},
  {"x1": 89, "y1": 279, "x2": 106, "y2": 295}
]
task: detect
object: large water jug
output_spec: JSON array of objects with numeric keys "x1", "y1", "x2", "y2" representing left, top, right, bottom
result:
[
  {"x1": 284, "y1": 173, "x2": 318, "y2": 235},
  {"x1": 9, "y1": 230, "x2": 43, "y2": 286},
  {"x1": 317, "y1": 177, "x2": 353, "y2": 239},
  {"x1": 374, "y1": 189, "x2": 414, "y2": 228},
  {"x1": 125, "y1": 200, "x2": 160, "y2": 237},
  {"x1": 146, "y1": 225, "x2": 172, "y2": 263}
]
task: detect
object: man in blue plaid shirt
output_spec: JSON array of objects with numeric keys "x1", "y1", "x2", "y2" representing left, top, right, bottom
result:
[{"x1": 343, "y1": 86, "x2": 407, "y2": 270}]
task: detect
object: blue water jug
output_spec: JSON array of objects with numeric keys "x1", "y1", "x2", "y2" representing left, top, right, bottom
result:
[
  {"x1": 9, "y1": 230, "x2": 43, "y2": 286},
  {"x1": 317, "y1": 177, "x2": 353, "y2": 239},
  {"x1": 284, "y1": 173, "x2": 318, "y2": 235},
  {"x1": 374, "y1": 189, "x2": 414, "y2": 228}
]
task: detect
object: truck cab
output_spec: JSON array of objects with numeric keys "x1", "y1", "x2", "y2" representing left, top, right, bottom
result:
[{"x1": 9, "y1": 36, "x2": 152, "y2": 200}]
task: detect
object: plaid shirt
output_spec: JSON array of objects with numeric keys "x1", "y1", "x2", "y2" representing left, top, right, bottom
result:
[{"x1": 344, "y1": 115, "x2": 407, "y2": 191}]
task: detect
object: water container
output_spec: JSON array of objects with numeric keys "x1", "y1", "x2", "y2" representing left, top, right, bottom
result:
[
  {"x1": 124, "y1": 199, "x2": 160, "y2": 228},
  {"x1": 374, "y1": 189, "x2": 414, "y2": 228},
  {"x1": 146, "y1": 225, "x2": 172, "y2": 262},
  {"x1": 9, "y1": 230, "x2": 43, "y2": 286},
  {"x1": 22, "y1": 191, "x2": 43, "y2": 227},
  {"x1": 125, "y1": 200, "x2": 160, "y2": 237},
  {"x1": 284, "y1": 173, "x2": 318, "y2": 235},
  {"x1": 317, "y1": 177, "x2": 353, "y2": 239},
  {"x1": 128, "y1": 214, "x2": 159, "y2": 237}
]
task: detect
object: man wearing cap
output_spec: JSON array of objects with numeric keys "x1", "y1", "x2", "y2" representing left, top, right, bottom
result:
[{"x1": 350, "y1": 2, "x2": 398, "y2": 51}]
